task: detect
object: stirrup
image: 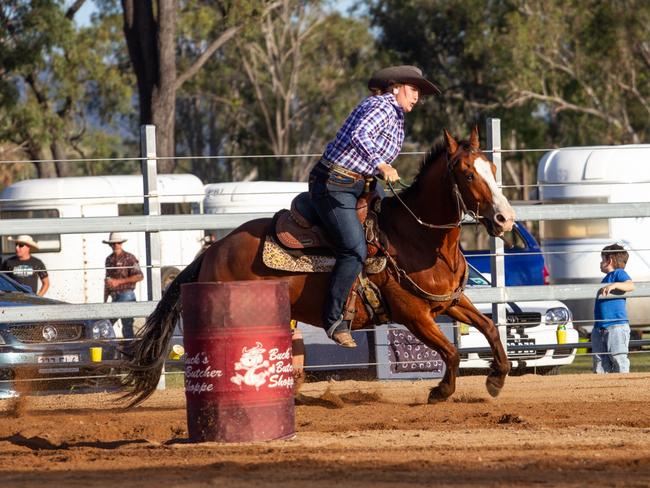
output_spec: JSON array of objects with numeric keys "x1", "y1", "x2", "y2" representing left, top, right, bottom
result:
[{"x1": 331, "y1": 331, "x2": 357, "y2": 348}]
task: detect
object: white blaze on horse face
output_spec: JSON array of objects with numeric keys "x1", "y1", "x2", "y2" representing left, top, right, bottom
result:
[{"x1": 473, "y1": 157, "x2": 516, "y2": 230}]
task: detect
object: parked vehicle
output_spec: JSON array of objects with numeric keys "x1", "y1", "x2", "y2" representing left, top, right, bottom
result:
[
  {"x1": 203, "y1": 181, "x2": 308, "y2": 240},
  {"x1": 0, "y1": 174, "x2": 205, "y2": 304},
  {"x1": 0, "y1": 273, "x2": 120, "y2": 398},
  {"x1": 456, "y1": 264, "x2": 577, "y2": 374},
  {"x1": 461, "y1": 220, "x2": 549, "y2": 286},
  {"x1": 537, "y1": 144, "x2": 650, "y2": 336}
]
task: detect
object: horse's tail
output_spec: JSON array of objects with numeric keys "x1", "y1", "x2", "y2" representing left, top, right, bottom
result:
[{"x1": 120, "y1": 251, "x2": 206, "y2": 408}]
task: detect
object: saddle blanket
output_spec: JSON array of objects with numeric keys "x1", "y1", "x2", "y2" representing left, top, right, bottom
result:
[{"x1": 262, "y1": 236, "x2": 386, "y2": 274}]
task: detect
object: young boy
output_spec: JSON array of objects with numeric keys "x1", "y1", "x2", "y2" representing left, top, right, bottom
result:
[{"x1": 592, "y1": 243, "x2": 635, "y2": 374}]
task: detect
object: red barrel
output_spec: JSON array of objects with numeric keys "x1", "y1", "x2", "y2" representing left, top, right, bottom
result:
[{"x1": 181, "y1": 280, "x2": 294, "y2": 443}]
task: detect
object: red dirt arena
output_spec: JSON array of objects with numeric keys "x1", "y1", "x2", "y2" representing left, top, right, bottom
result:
[{"x1": 1, "y1": 373, "x2": 649, "y2": 487}]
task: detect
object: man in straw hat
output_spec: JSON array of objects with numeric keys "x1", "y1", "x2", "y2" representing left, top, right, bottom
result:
[
  {"x1": 1, "y1": 235, "x2": 50, "y2": 296},
  {"x1": 103, "y1": 232, "x2": 143, "y2": 339},
  {"x1": 307, "y1": 65, "x2": 440, "y2": 348}
]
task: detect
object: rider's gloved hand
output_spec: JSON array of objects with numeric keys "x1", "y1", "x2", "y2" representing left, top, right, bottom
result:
[{"x1": 376, "y1": 163, "x2": 400, "y2": 183}]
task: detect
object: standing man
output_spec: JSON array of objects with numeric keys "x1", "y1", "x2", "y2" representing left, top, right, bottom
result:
[
  {"x1": 103, "y1": 232, "x2": 143, "y2": 340},
  {"x1": 1, "y1": 235, "x2": 50, "y2": 296}
]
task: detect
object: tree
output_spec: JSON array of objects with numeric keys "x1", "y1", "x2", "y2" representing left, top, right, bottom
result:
[
  {"x1": 172, "y1": 0, "x2": 376, "y2": 183},
  {"x1": 501, "y1": 0, "x2": 650, "y2": 145},
  {"x1": 237, "y1": 0, "x2": 377, "y2": 180},
  {"x1": 0, "y1": 0, "x2": 134, "y2": 181},
  {"x1": 367, "y1": 0, "x2": 650, "y2": 200},
  {"x1": 119, "y1": 0, "x2": 279, "y2": 173}
]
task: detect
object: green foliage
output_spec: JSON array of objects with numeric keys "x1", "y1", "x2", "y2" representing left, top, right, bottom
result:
[
  {"x1": 174, "y1": 0, "x2": 376, "y2": 183},
  {"x1": 3, "y1": 0, "x2": 648, "y2": 189},
  {"x1": 367, "y1": 0, "x2": 650, "y2": 195},
  {"x1": 0, "y1": 0, "x2": 135, "y2": 180}
]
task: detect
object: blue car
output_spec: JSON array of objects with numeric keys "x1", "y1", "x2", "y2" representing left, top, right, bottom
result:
[
  {"x1": 461, "y1": 221, "x2": 549, "y2": 286},
  {"x1": 0, "y1": 273, "x2": 120, "y2": 397}
]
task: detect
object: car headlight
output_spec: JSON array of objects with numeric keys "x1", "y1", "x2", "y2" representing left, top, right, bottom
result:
[
  {"x1": 91, "y1": 319, "x2": 115, "y2": 339},
  {"x1": 545, "y1": 307, "x2": 572, "y2": 326}
]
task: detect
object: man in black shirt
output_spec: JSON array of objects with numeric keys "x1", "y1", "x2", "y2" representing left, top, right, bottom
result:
[{"x1": 1, "y1": 235, "x2": 50, "y2": 296}]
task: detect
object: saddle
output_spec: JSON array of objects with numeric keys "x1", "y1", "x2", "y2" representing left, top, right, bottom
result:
[
  {"x1": 267, "y1": 190, "x2": 389, "y2": 325},
  {"x1": 274, "y1": 191, "x2": 383, "y2": 257}
]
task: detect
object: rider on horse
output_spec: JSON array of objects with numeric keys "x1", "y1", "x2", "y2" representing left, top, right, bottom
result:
[{"x1": 308, "y1": 65, "x2": 440, "y2": 348}]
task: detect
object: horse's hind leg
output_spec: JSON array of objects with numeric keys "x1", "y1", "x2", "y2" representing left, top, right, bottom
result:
[
  {"x1": 405, "y1": 316, "x2": 460, "y2": 403},
  {"x1": 446, "y1": 294, "x2": 510, "y2": 397}
]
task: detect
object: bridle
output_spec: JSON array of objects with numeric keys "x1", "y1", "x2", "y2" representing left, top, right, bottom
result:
[
  {"x1": 374, "y1": 148, "x2": 484, "y2": 303},
  {"x1": 385, "y1": 149, "x2": 483, "y2": 229}
]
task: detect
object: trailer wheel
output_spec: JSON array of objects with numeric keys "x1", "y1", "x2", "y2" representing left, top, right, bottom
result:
[{"x1": 161, "y1": 266, "x2": 180, "y2": 292}]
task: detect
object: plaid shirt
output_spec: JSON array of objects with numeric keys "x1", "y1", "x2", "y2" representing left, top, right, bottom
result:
[
  {"x1": 322, "y1": 93, "x2": 404, "y2": 176},
  {"x1": 105, "y1": 251, "x2": 142, "y2": 294}
]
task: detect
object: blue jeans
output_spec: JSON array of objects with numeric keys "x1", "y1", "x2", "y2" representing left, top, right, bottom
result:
[
  {"x1": 591, "y1": 323, "x2": 630, "y2": 374},
  {"x1": 309, "y1": 164, "x2": 368, "y2": 334},
  {"x1": 112, "y1": 290, "x2": 137, "y2": 339}
]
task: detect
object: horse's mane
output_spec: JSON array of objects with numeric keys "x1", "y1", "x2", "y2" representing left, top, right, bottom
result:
[{"x1": 399, "y1": 139, "x2": 471, "y2": 199}]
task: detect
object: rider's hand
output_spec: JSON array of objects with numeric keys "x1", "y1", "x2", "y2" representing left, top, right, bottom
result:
[{"x1": 377, "y1": 163, "x2": 400, "y2": 183}]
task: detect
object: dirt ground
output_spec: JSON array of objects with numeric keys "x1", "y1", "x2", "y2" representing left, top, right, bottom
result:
[{"x1": 0, "y1": 373, "x2": 649, "y2": 487}]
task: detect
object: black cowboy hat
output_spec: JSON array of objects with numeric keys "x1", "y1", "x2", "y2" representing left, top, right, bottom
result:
[{"x1": 368, "y1": 65, "x2": 441, "y2": 96}]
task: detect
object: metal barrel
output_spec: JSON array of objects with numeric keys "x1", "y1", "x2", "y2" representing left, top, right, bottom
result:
[{"x1": 181, "y1": 280, "x2": 294, "y2": 443}]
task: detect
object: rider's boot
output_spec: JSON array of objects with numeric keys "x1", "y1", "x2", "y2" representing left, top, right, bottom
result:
[{"x1": 327, "y1": 316, "x2": 357, "y2": 348}]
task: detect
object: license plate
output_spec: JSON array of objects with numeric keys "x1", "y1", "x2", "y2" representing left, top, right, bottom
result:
[
  {"x1": 38, "y1": 367, "x2": 80, "y2": 374},
  {"x1": 37, "y1": 354, "x2": 80, "y2": 364},
  {"x1": 507, "y1": 339, "x2": 536, "y2": 356}
]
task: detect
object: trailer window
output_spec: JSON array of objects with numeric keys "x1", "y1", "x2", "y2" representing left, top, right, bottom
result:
[
  {"x1": 118, "y1": 202, "x2": 196, "y2": 216},
  {"x1": 0, "y1": 209, "x2": 61, "y2": 253},
  {"x1": 539, "y1": 197, "x2": 610, "y2": 239}
]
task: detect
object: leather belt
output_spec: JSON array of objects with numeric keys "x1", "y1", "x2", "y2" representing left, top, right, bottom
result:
[{"x1": 319, "y1": 159, "x2": 373, "y2": 181}]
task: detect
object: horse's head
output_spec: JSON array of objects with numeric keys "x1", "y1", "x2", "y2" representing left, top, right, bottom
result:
[{"x1": 444, "y1": 128, "x2": 515, "y2": 236}]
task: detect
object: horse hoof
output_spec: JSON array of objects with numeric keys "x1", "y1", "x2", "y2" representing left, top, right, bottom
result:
[
  {"x1": 486, "y1": 377, "x2": 504, "y2": 398},
  {"x1": 427, "y1": 387, "x2": 450, "y2": 404}
]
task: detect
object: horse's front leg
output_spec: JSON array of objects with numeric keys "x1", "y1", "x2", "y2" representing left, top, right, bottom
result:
[
  {"x1": 404, "y1": 313, "x2": 460, "y2": 403},
  {"x1": 445, "y1": 294, "x2": 510, "y2": 397},
  {"x1": 446, "y1": 294, "x2": 510, "y2": 397}
]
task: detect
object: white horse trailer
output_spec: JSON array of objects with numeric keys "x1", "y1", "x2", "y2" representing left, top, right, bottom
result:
[
  {"x1": 537, "y1": 144, "x2": 650, "y2": 335},
  {"x1": 203, "y1": 181, "x2": 308, "y2": 240},
  {"x1": 0, "y1": 174, "x2": 204, "y2": 304}
]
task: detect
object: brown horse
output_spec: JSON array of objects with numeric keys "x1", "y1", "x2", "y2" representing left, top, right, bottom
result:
[{"x1": 122, "y1": 128, "x2": 515, "y2": 407}]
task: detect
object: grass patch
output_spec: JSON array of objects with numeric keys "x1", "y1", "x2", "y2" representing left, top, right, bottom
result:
[
  {"x1": 561, "y1": 348, "x2": 650, "y2": 374},
  {"x1": 161, "y1": 363, "x2": 185, "y2": 389}
]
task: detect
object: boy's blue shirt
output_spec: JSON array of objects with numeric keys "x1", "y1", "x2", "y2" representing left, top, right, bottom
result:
[{"x1": 594, "y1": 268, "x2": 632, "y2": 328}]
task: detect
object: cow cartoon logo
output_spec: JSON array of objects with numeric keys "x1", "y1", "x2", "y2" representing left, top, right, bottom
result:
[{"x1": 230, "y1": 342, "x2": 274, "y2": 389}]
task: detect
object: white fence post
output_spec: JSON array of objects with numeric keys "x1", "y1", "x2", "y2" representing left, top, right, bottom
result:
[
  {"x1": 140, "y1": 125, "x2": 165, "y2": 389},
  {"x1": 140, "y1": 125, "x2": 162, "y2": 302},
  {"x1": 486, "y1": 118, "x2": 508, "y2": 353}
]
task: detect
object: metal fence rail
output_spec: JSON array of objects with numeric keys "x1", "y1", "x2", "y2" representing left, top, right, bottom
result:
[{"x1": 1, "y1": 282, "x2": 650, "y2": 324}]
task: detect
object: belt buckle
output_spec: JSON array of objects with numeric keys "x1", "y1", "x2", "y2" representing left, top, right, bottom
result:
[{"x1": 333, "y1": 165, "x2": 359, "y2": 179}]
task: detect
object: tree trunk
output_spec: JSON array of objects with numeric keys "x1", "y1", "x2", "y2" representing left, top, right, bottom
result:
[
  {"x1": 28, "y1": 141, "x2": 57, "y2": 179},
  {"x1": 52, "y1": 139, "x2": 76, "y2": 177},
  {"x1": 121, "y1": 0, "x2": 177, "y2": 172}
]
